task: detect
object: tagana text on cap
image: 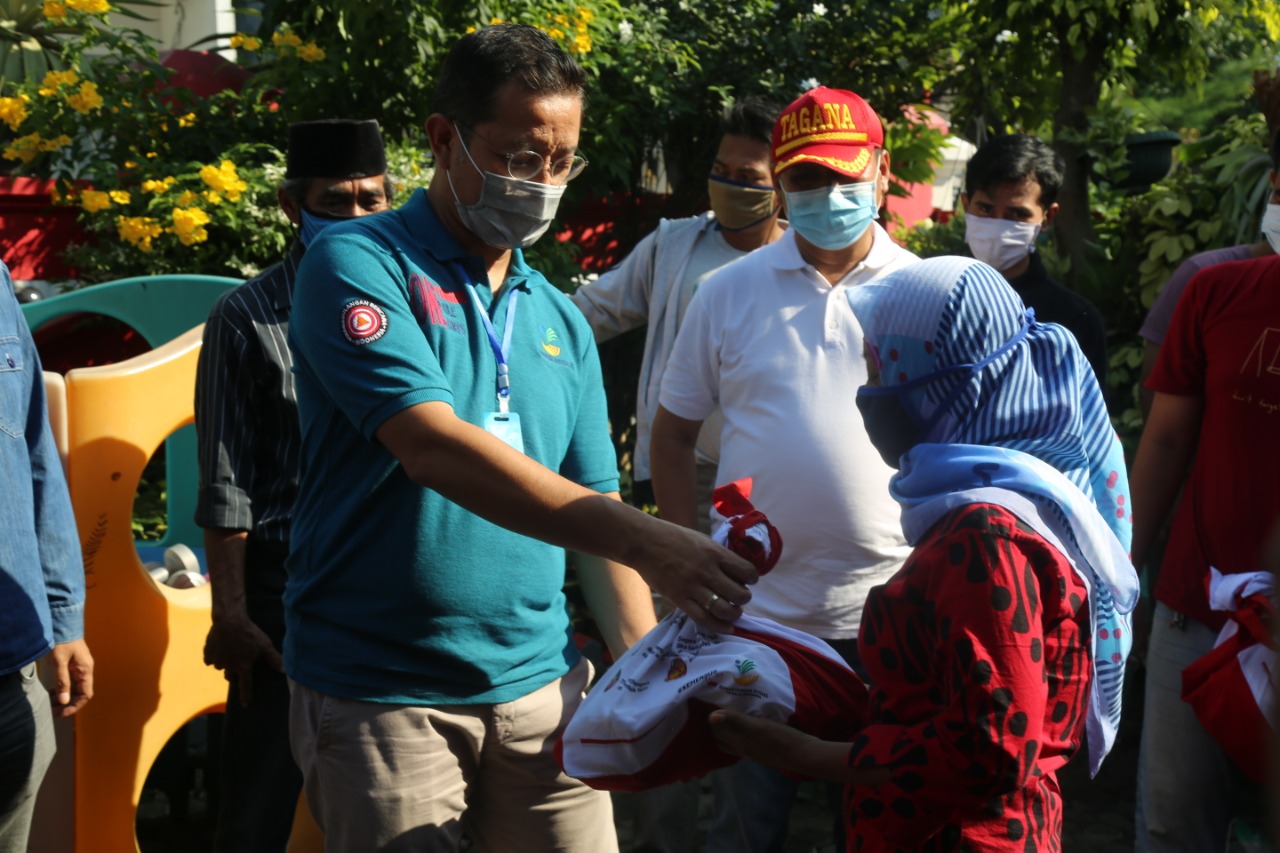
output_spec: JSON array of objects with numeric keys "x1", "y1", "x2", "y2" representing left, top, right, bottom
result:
[{"x1": 772, "y1": 86, "x2": 885, "y2": 180}]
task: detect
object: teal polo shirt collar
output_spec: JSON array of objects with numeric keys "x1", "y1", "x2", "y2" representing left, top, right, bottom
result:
[{"x1": 402, "y1": 188, "x2": 547, "y2": 300}]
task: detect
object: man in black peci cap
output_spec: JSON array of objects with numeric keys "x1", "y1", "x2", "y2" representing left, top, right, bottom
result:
[{"x1": 193, "y1": 118, "x2": 391, "y2": 853}]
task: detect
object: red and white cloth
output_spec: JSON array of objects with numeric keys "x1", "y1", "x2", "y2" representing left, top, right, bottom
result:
[
  {"x1": 1181, "y1": 568, "x2": 1276, "y2": 783},
  {"x1": 556, "y1": 479, "x2": 866, "y2": 790},
  {"x1": 557, "y1": 611, "x2": 867, "y2": 790},
  {"x1": 711, "y1": 477, "x2": 782, "y2": 575}
]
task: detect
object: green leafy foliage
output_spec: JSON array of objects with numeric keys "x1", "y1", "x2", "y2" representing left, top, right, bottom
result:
[
  {"x1": 0, "y1": 0, "x2": 164, "y2": 90},
  {"x1": 236, "y1": 0, "x2": 449, "y2": 140},
  {"x1": 0, "y1": 2, "x2": 435, "y2": 282}
]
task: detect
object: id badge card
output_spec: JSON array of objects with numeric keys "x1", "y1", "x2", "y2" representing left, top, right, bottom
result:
[{"x1": 484, "y1": 411, "x2": 525, "y2": 454}]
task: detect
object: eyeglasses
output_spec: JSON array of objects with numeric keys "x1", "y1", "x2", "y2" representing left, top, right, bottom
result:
[{"x1": 457, "y1": 122, "x2": 589, "y2": 184}]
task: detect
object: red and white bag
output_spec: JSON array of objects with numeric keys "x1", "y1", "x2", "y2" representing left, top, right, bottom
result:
[
  {"x1": 557, "y1": 611, "x2": 867, "y2": 790},
  {"x1": 1181, "y1": 568, "x2": 1276, "y2": 783},
  {"x1": 557, "y1": 478, "x2": 866, "y2": 791}
]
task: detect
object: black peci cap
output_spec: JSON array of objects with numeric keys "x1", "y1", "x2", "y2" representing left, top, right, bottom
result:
[{"x1": 285, "y1": 118, "x2": 387, "y2": 179}]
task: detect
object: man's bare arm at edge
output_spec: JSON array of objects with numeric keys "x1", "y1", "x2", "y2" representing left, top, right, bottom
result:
[
  {"x1": 374, "y1": 400, "x2": 756, "y2": 631},
  {"x1": 649, "y1": 404, "x2": 704, "y2": 532}
]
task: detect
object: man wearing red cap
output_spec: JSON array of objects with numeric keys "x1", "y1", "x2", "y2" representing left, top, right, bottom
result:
[{"x1": 651, "y1": 86, "x2": 916, "y2": 852}]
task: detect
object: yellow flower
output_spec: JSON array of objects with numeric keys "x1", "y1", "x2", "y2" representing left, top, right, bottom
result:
[
  {"x1": 548, "y1": 26, "x2": 565, "y2": 39},
  {"x1": 203, "y1": 190, "x2": 223, "y2": 205},
  {"x1": 199, "y1": 160, "x2": 248, "y2": 202},
  {"x1": 116, "y1": 215, "x2": 163, "y2": 253},
  {"x1": 298, "y1": 42, "x2": 325, "y2": 62},
  {"x1": 465, "y1": 25, "x2": 477, "y2": 33},
  {"x1": 42, "y1": 0, "x2": 67, "y2": 20},
  {"x1": 554, "y1": 13, "x2": 569, "y2": 25},
  {"x1": 177, "y1": 112, "x2": 197, "y2": 128},
  {"x1": 229, "y1": 33, "x2": 261, "y2": 50},
  {"x1": 81, "y1": 190, "x2": 112, "y2": 212},
  {"x1": 172, "y1": 207, "x2": 211, "y2": 246},
  {"x1": 2, "y1": 133, "x2": 44, "y2": 163},
  {"x1": 572, "y1": 33, "x2": 591, "y2": 54},
  {"x1": 123, "y1": 160, "x2": 137, "y2": 168},
  {"x1": 141, "y1": 177, "x2": 175, "y2": 193},
  {"x1": 108, "y1": 190, "x2": 131, "y2": 205},
  {"x1": 67, "y1": 0, "x2": 110, "y2": 10},
  {"x1": 490, "y1": 16, "x2": 504, "y2": 24},
  {"x1": 145, "y1": 151, "x2": 157, "y2": 158},
  {"x1": 42, "y1": 134, "x2": 71, "y2": 151},
  {"x1": 37, "y1": 69, "x2": 79, "y2": 97},
  {"x1": 576, "y1": 6, "x2": 594, "y2": 22},
  {"x1": 177, "y1": 189, "x2": 198, "y2": 207},
  {"x1": 65, "y1": 81, "x2": 104, "y2": 114},
  {"x1": 272, "y1": 30, "x2": 302, "y2": 48},
  {"x1": 0, "y1": 97, "x2": 29, "y2": 131}
]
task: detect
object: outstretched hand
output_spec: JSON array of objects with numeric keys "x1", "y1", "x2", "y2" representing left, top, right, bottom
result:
[
  {"x1": 709, "y1": 707, "x2": 814, "y2": 769},
  {"x1": 709, "y1": 708, "x2": 891, "y2": 786},
  {"x1": 633, "y1": 521, "x2": 757, "y2": 633}
]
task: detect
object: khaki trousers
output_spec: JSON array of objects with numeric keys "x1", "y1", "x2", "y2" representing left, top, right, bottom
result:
[{"x1": 289, "y1": 658, "x2": 617, "y2": 853}]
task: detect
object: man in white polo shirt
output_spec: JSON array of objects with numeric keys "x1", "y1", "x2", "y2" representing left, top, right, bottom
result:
[{"x1": 650, "y1": 85, "x2": 915, "y2": 853}]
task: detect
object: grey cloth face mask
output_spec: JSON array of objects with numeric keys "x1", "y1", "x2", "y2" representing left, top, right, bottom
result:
[{"x1": 448, "y1": 126, "x2": 567, "y2": 249}]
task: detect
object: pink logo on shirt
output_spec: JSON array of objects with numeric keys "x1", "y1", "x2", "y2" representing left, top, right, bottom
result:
[{"x1": 410, "y1": 273, "x2": 460, "y2": 328}]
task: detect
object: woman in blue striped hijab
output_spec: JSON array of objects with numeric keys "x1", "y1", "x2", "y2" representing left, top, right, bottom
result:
[{"x1": 710, "y1": 256, "x2": 1139, "y2": 851}]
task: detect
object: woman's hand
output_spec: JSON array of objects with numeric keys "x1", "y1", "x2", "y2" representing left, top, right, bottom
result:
[
  {"x1": 709, "y1": 708, "x2": 890, "y2": 786},
  {"x1": 709, "y1": 707, "x2": 815, "y2": 768}
]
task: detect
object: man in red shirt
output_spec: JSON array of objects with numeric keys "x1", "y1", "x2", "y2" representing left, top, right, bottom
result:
[{"x1": 1130, "y1": 250, "x2": 1280, "y2": 850}]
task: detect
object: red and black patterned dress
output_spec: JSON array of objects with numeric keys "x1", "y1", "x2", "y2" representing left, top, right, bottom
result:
[{"x1": 846, "y1": 502, "x2": 1091, "y2": 852}]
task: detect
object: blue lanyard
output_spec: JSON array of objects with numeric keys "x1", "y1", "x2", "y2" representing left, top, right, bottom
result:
[{"x1": 458, "y1": 263, "x2": 520, "y2": 413}]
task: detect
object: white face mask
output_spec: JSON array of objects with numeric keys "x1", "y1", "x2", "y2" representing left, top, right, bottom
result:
[
  {"x1": 1261, "y1": 202, "x2": 1280, "y2": 255},
  {"x1": 965, "y1": 215, "x2": 1041, "y2": 272}
]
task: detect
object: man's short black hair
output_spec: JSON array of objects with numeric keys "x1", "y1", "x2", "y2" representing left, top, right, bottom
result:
[
  {"x1": 721, "y1": 96, "x2": 782, "y2": 148},
  {"x1": 965, "y1": 133, "x2": 1065, "y2": 208},
  {"x1": 433, "y1": 24, "x2": 587, "y2": 131}
]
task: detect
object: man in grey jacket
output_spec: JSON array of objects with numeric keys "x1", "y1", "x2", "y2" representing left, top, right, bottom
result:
[
  {"x1": 570, "y1": 97, "x2": 783, "y2": 853},
  {"x1": 571, "y1": 98, "x2": 785, "y2": 533}
]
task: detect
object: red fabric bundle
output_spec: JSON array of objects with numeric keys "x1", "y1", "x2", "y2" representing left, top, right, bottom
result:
[
  {"x1": 712, "y1": 477, "x2": 782, "y2": 575},
  {"x1": 1181, "y1": 570, "x2": 1276, "y2": 783}
]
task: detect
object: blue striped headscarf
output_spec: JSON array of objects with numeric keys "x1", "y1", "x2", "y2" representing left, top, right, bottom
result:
[{"x1": 846, "y1": 256, "x2": 1139, "y2": 775}]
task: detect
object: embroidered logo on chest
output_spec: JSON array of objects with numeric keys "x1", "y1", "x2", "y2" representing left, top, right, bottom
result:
[
  {"x1": 540, "y1": 326, "x2": 562, "y2": 357},
  {"x1": 410, "y1": 272, "x2": 462, "y2": 331}
]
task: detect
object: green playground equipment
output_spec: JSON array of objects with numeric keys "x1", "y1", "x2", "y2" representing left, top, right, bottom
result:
[{"x1": 22, "y1": 274, "x2": 241, "y2": 558}]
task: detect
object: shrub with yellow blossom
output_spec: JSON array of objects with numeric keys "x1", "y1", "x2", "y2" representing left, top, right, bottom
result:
[{"x1": 0, "y1": 1, "x2": 342, "y2": 280}]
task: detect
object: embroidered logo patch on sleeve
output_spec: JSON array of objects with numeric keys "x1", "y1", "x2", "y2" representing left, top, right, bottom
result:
[{"x1": 341, "y1": 299, "x2": 388, "y2": 345}]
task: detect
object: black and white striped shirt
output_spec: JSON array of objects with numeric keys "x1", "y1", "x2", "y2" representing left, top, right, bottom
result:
[{"x1": 194, "y1": 241, "x2": 304, "y2": 544}]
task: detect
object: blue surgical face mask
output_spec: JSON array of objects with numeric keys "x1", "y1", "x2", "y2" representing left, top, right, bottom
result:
[
  {"x1": 299, "y1": 209, "x2": 348, "y2": 247},
  {"x1": 783, "y1": 179, "x2": 878, "y2": 250}
]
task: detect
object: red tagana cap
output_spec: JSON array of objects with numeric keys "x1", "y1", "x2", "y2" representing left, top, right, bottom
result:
[{"x1": 772, "y1": 86, "x2": 884, "y2": 180}]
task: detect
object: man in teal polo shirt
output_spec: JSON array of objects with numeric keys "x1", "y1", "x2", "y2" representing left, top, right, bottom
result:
[{"x1": 285, "y1": 24, "x2": 758, "y2": 852}]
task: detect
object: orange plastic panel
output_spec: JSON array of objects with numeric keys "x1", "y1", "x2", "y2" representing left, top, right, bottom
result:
[
  {"x1": 63, "y1": 326, "x2": 226, "y2": 851},
  {"x1": 62, "y1": 325, "x2": 323, "y2": 852}
]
